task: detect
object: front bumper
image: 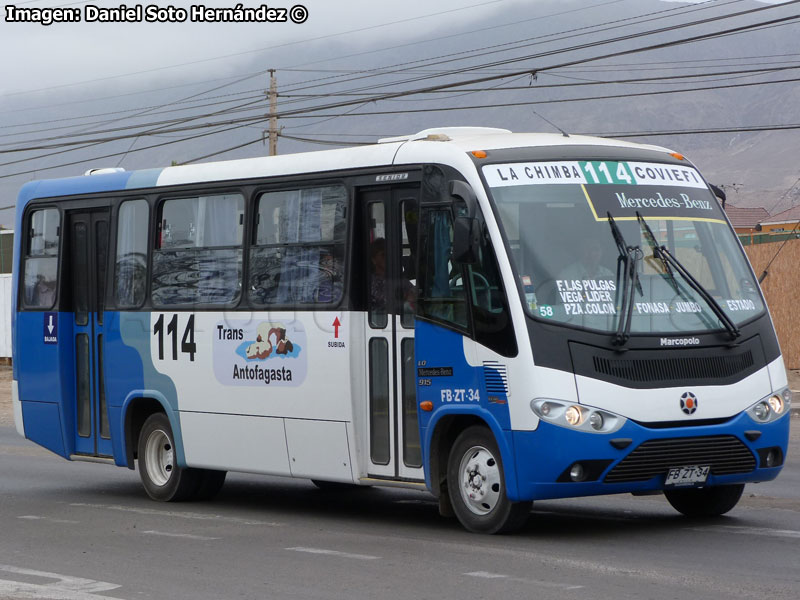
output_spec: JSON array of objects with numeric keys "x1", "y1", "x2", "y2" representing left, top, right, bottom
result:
[{"x1": 511, "y1": 410, "x2": 790, "y2": 502}]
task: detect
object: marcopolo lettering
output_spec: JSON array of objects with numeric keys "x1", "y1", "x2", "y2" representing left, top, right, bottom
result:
[{"x1": 660, "y1": 337, "x2": 701, "y2": 347}]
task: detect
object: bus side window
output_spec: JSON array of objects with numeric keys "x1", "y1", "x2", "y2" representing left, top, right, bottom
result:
[
  {"x1": 152, "y1": 193, "x2": 244, "y2": 306},
  {"x1": 115, "y1": 199, "x2": 149, "y2": 308},
  {"x1": 23, "y1": 208, "x2": 60, "y2": 309},
  {"x1": 250, "y1": 185, "x2": 347, "y2": 306},
  {"x1": 417, "y1": 209, "x2": 468, "y2": 329}
]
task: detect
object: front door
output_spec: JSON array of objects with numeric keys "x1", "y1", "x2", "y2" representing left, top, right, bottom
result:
[
  {"x1": 361, "y1": 186, "x2": 423, "y2": 481},
  {"x1": 68, "y1": 209, "x2": 112, "y2": 457}
]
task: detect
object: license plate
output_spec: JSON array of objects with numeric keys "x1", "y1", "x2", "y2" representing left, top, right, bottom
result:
[{"x1": 665, "y1": 465, "x2": 710, "y2": 487}]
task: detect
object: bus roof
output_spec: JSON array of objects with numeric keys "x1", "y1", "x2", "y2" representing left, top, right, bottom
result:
[{"x1": 16, "y1": 128, "x2": 675, "y2": 207}]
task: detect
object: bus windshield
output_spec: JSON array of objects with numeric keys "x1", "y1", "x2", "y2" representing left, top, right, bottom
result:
[{"x1": 484, "y1": 159, "x2": 764, "y2": 335}]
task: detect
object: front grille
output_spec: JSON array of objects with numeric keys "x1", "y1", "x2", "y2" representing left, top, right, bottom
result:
[
  {"x1": 604, "y1": 435, "x2": 755, "y2": 483},
  {"x1": 593, "y1": 351, "x2": 754, "y2": 384}
]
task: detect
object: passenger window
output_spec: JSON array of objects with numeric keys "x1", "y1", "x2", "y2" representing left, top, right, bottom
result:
[
  {"x1": 115, "y1": 199, "x2": 149, "y2": 308},
  {"x1": 152, "y1": 193, "x2": 244, "y2": 306},
  {"x1": 250, "y1": 185, "x2": 347, "y2": 306},
  {"x1": 417, "y1": 209, "x2": 468, "y2": 329},
  {"x1": 23, "y1": 208, "x2": 60, "y2": 308}
]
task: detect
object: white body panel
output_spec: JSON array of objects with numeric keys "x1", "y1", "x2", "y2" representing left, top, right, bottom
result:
[
  {"x1": 285, "y1": 419, "x2": 353, "y2": 480},
  {"x1": 575, "y1": 365, "x2": 772, "y2": 423},
  {"x1": 152, "y1": 311, "x2": 353, "y2": 422},
  {"x1": 180, "y1": 412, "x2": 290, "y2": 474}
]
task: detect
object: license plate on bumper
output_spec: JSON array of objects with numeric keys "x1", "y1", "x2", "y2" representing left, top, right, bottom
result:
[{"x1": 665, "y1": 465, "x2": 710, "y2": 487}]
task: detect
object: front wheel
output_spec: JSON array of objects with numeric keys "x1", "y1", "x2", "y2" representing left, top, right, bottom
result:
[
  {"x1": 137, "y1": 413, "x2": 199, "y2": 501},
  {"x1": 447, "y1": 426, "x2": 530, "y2": 534},
  {"x1": 664, "y1": 484, "x2": 745, "y2": 517}
]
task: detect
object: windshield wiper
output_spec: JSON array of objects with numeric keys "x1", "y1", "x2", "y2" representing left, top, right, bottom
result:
[
  {"x1": 607, "y1": 212, "x2": 642, "y2": 346},
  {"x1": 635, "y1": 211, "x2": 740, "y2": 340}
]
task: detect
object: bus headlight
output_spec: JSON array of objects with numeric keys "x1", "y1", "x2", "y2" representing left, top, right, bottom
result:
[
  {"x1": 747, "y1": 388, "x2": 791, "y2": 423},
  {"x1": 530, "y1": 399, "x2": 625, "y2": 434},
  {"x1": 565, "y1": 406, "x2": 584, "y2": 427}
]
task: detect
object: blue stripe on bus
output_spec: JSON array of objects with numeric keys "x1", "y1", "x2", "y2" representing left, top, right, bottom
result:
[{"x1": 17, "y1": 171, "x2": 134, "y2": 208}]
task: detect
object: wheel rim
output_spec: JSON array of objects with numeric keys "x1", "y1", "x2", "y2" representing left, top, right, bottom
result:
[
  {"x1": 144, "y1": 428, "x2": 173, "y2": 487},
  {"x1": 457, "y1": 445, "x2": 502, "y2": 516}
]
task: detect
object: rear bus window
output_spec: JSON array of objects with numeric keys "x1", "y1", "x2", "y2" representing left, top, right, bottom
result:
[
  {"x1": 250, "y1": 185, "x2": 347, "y2": 306},
  {"x1": 24, "y1": 208, "x2": 60, "y2": 308},
  {"x1": 152, "y1": 193, "x2": 244, "y2": 306}
]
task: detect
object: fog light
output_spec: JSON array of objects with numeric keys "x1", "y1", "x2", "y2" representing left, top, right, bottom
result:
[
  {"x1": 753, "y1": 401, "x2": 770, "y2": 421},
  {"x1": 768, "y1": 395, "x2": 785, "y2": 415},
  {"x1": 569, "y1": 463, "x2": 586, "y2": 482},
  {"x1": 765, "y1": 449, "x2": 779, "y2": 468},
  {"x1": 540, "y1": 402, "x2": 552, "y2": 417},
  {"x1": 589, "y1": 412, "x2": 604, "y2": 431},
  {"x1": 565, "y1": 406, "x2": 583, "y2": 427}
]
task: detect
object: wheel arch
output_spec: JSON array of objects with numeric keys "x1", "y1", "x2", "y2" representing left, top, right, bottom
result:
[
  {"x1": 121, "y1": 391, "x2": 184, "y2": 470},
  {"x1": 425, "y1": 407, "x2": 520, "y2": 502}
]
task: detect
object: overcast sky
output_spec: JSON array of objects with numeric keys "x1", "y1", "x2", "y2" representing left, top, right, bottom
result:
[
  {"x1": 2, "y1": 0, "x2": 790, "y2": 102},
  {"x1": 1, "y1": 0, "x2": 527, "y2": 100}
]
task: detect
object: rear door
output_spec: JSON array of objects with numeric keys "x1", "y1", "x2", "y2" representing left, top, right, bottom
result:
[{"x1": 68, "y1": 209, "x2": 112, "y2": 457}]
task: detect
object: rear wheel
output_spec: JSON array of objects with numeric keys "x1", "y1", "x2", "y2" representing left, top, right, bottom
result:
[
  {"x1": 664, "y1": 484, "x2": 745, "y2": 517},
  {"x1": 138, "y1": 413, "x2": 199, "y2": 501},
  {"x1": 447, "y1": 426, "x2": 530, "y2": 534}
]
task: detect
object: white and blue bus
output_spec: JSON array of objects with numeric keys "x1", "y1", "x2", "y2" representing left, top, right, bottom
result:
[{"x1": 12, "y1": 127, "x2": 790, "y2": 533}]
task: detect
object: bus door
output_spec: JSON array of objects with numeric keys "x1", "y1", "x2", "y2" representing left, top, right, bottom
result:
[
  {"x1": 67, "y1": 209, "x2": 112, "y2": 457},
  {"x1": 362, "y1": 185, "x2": 423, "y2": 481}
]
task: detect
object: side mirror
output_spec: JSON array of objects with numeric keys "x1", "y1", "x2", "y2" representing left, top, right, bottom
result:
[
  {"x1": 450, "y1": 180, "x2": 480, "y2": 263},
  {"x1": 709, "y1": 183, "x2": 726, "y2": 208},
  {"x1": 450, "y1": 180, "x2": 477, "y2": 218},
  {"x1": 453, "y1": 216, "x2": 480, "y2": 264}
]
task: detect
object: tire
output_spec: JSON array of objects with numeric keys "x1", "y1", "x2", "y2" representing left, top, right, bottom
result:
[
  {"x1": 664, "y1": 484, "x2": 745, "y2": 517},
  {"x1": 195, "y1": 469, "x2": 227, "y2": 501},
  {"x1": 446, "y1": 425, "x2": 530, "y2": 534},
  {"x1": 137, "y1": 413, "x2": 199, "y2": 502}
]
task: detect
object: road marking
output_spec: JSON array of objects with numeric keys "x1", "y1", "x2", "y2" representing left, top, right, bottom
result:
[
  {"x1": 686, "y1": 525, "x2": 800, "y2": 539},
  {"x1": 286, "y1": 547, "x2": 379, "y2": 561},
  {"x1": 18, "y1": 515, "x2": 80, "y2": 524},
  {"x1": 70, "y1": 502, "x2": 281, "y2": 526},
  {"x1": 142, "y1": 530, "x2": 220, "y2": 541},
  {"x1": 0, "y1": 564, "x2": 120, "y2": 599},
  {"x1": 464, "y1": 570, "x2": 582, "y2": 590}
]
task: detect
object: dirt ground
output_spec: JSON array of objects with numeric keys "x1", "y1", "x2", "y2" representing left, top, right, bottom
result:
[{"x1": 1, "y1": 366, "x2": 799, "y2": 428}]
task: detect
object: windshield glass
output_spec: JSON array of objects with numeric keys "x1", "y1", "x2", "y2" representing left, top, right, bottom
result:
[{"x1": 484, "y1": 159, "x2": 764, "y2": 335}]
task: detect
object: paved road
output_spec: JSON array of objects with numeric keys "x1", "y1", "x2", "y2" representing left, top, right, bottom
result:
[{"x1": 1, "y1": 421, "x2": 799, "y2": 600}]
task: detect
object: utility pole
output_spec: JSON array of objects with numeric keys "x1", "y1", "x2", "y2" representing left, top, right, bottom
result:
[{"x1": 268, "y1": 69, "x2": 278, "y2": 156}]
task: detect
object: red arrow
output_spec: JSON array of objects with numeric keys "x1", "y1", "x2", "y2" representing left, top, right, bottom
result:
[{"x1": 332, "y1": 317, "x2": 341, "y2": 338}]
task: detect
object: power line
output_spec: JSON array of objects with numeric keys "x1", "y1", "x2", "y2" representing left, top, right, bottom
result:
[{"x1": 1, "y1": 8, "x2": 797, "y2": 163}]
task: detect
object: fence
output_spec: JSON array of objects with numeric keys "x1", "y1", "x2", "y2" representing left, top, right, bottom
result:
[{"x1": 743, "y1": 239, "x2": 800, "y2": 369}]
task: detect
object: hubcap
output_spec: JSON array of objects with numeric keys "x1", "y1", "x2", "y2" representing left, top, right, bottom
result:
[
  {"x1": 458, "y1": 445, "x2": 502, "y2": 516},
  {"x1": 145, "y1": 428, "x2": 173, "y2": 487}
]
